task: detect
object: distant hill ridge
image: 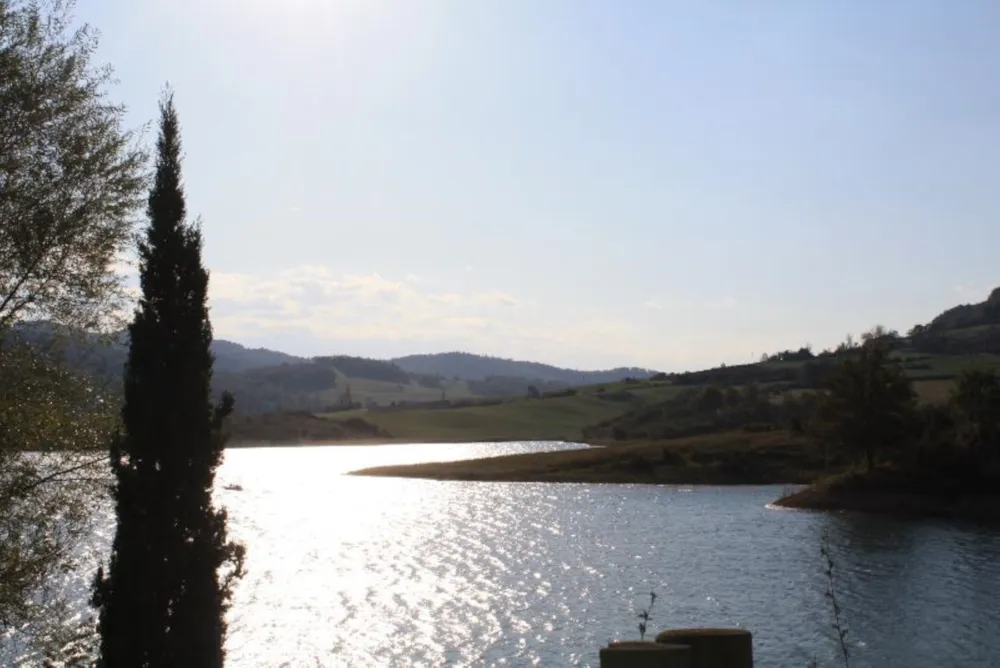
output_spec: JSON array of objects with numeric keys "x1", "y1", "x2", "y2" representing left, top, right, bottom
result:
[
  {"x1": 8, "y1": 321, "x2": 654, "y2": 414},
  {"x1": 925, "y1": 287, "x2": 1000, "y2": 332},
  {"x1": 391, "y1": 351, "x2": 656, "y2": 384},
  {"x1": 13, "y1": 321, "x2": 646, "y2": 381}
]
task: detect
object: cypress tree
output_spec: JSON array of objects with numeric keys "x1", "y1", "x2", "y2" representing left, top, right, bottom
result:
[{"x1": 92, "y1": 92, "x2": 245, "y2": 668}]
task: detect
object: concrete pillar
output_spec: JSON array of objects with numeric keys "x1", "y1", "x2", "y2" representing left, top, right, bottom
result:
[
  {"x1": 654, "y1": 628, "x2": 753, "y2": 668},
  {"x1": 599, "y1": 641, "x2": 693, "y2": 668}
]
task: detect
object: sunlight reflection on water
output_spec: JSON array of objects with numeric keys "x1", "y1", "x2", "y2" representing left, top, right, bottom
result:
[{"x1": 14, "y1": 442, "x2": 1000, "y2": 667}]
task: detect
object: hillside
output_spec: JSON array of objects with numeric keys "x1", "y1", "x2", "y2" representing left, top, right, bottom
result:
[
  {"x1": 315, "y1": 290, "x2": 1000, "y2": 448},
  {"x1": 391, "y1": 351, "x2": 656, "y2": 384},
  {"x1": 909, "y1": 287, "x2": 1000, "y2": 354},
  {"x1": 13, "y1": 321, "x2": 308, "y2": 374},
  {"x1": 12, "y1": 323, "x2": 658, "y2": 415},
  {"x1": 19, "y1": 286, "x2": 1000, "y2": 431},
  {"x1": 212, "y1": 340, "x2": 308, "y2": 372}
]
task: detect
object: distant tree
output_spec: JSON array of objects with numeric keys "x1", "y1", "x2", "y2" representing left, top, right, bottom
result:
[
  {"x1": 92, "y1": 93, "x2": 244, "y2": 668},
  {"x1": 724, "y1": 386, "x2": 742, "y2": 408},
  {"x1": 836, "y1": 333, "x2": 857, "y2": 353},
  {"x1": 527, "y1": 385, "x2": 541, "y2": 399},
  {"x1": 697, "y1": 386, "x2": 725, "y2": 413},
  {"x1": 799, "y1": 359, "x2": 837, "y2": 389},
  {"x1": 817, "y1": 338, "x2": 916, "y2": 472},
  {"x1": 742, "y1": 382, "x2": 760, "y2": 407},
  {"x1": 861, "y1": 325, "x2": 901, "y2": 349},
  {"x1": 0, "y1": 0, "x2": 146, "y2": 331},
  {"x1": 314, "y1": 355, "x2": 410, "y2": 383},
  {"x1": 950, "y1": 369, "x2": 1000, "y2": 459}
]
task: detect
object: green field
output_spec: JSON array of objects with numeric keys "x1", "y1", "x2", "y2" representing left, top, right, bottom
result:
[
  {"x1": 902, "y1": 353, "x2": 1000, "y2": 379},
  {"x1": 313, "y1": 354, "x2": 991, "y2": 444},
  {"x1": 324, "y1": 394, "x2": 629, "y2": 442},
  {"x1": 225, "y1": 343, "x2": 1000, "y2": 450}
]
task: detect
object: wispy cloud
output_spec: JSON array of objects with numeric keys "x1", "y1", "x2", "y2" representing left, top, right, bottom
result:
[
  {"x1": 644, "y1": 299, "x2": 663, "y2": 310},
  {"x1": 203, "y1": 265, "x2": 653, "y2": 362},
  {"x1": 476, "y1": 292, "x2": 519, "y2": 307},
  {"x1": 206, "y1": 266, "x2": 528, "y2": 343},
  {"x1": 110, "y1": 261, "x2": 663, "y2": 366}
]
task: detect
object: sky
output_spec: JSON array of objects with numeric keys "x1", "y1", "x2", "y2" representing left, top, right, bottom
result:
[{"x1": 83, "y1": 0, "x2": 1000, "y2": 371}]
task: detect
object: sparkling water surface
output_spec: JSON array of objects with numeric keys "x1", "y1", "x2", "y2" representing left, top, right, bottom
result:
[{"x1": 39, "y1": 442, "x2": 1000, "y2": 666}]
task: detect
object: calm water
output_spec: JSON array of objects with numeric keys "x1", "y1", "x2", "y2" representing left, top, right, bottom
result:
[{"x1": 22, "y1": 442, "x2": 1000, "y2": 666}]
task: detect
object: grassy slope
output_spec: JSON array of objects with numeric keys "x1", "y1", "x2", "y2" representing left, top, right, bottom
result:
[
  {"x1": 327, "y1": 394, "x2": 630, "y2": 442},
  {"x1": 236, "y1": 350, "x2": 992, "y2": 452},
  {"x1": 344, "y1": 351, "x2": 999, "y2": 489},
  {"x1": 904, "y1": 352, "x2": 1000, "y2": 378}
]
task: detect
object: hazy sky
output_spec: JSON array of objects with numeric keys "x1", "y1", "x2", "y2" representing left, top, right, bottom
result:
[{"x1": 87, "y1": 0, "x2": 1000, "y2": 371}]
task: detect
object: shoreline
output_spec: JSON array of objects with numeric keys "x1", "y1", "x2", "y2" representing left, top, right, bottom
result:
[
  {"x1": 773, "y1": 472, "x2": 1000, "y2": 525},
  {"x1": 226, "y1": 436, "x2": 584, "y2": 448},
  {"x1": 348, "y1": 430, "x2": 829, "y2": 486}
]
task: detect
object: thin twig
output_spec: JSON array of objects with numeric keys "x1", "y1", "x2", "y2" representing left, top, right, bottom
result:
[
  {"x1": 820, "y1": 531, "x2": 851, "y2": 667},
  {"x1": 10, "y1": 454, "x2": 107, "y2": 497},
  {"x1": 637, "y1": 591, "x2": 657, "y2": 641}
]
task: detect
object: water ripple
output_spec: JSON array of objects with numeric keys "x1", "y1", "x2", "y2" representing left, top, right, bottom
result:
[{"x1": 5, "y1": 442, "x2": 1000, "y2": 667}]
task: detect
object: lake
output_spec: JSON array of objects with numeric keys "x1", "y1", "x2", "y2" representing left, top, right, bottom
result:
[{"x1": 25, "y1": 442, "x2": 1000, "y2": 666}]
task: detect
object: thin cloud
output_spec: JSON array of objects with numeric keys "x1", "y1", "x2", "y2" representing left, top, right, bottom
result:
[
  {"x1": 200, "y1": 264, "x2": 651, "y2": 364},
  {"x1": 476, "y1": 292, "x2": 519, "y2": 307}
]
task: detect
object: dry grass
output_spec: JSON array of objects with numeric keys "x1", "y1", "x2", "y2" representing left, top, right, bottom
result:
[
  {"x1": 912, "y1": 379, "x2": 954, "y2": 404},
  {"x1": 228, "y1": 412, "x2": 384, "y2": 446},
  {"x1": 351, "y1": 429, "x2": 834, "y2": 485}
]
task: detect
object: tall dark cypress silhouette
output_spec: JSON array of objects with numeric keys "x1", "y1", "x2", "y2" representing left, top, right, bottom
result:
[{"x1": 92, "y1": 91, "x2": 245, "y2": 668}]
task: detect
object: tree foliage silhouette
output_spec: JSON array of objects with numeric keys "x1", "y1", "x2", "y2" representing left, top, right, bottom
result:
[
  {"x1": 817, "y1": 335, "x2": 916, "y2": 472},
  {"x1": 91, "y1": 91, "x2": 244, "y2": 668}
]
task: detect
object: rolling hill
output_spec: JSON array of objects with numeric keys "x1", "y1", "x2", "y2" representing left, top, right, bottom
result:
[
  {"x1": 391, "y1": 351, "x2": 656, "y2": 384},
  {"x1": 10, "y1": 322, "x2": 654, "y2": 415}
]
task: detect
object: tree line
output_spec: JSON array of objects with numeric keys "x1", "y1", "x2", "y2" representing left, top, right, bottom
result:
[
  {"x1": 814, "y1": 333, "x2": 1000, "y2": 491},
  {"x1": 587, "y1": 326, "x2": 1000, "y2": 494}
]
